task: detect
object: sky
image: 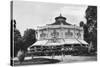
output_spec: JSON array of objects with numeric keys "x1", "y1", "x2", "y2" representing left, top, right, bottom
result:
[{"x1": 13, "y1": 1, "x2": 88, "y2": 36}]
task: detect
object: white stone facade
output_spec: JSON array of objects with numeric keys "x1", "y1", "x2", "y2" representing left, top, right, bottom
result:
[{"x1": 36, "y1": 24, "x2": 84, "y2": 41}]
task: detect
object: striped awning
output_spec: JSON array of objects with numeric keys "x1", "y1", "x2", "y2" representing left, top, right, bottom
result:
[
  {"x1": 64, "y1": 39, "x2": 88, "y2": 44},
  {"x1": 64, "y1": 39, "x2": 80, "y2": 44},
  {"x1": 78, "y1": 39, "x2": 88, "y2": 44},
  {"x1": 32, "y1": 40, "x2": 48, "y2": 46},
  {"x1": 28, "y1": 38, "x2": 88, "y2": 50}
]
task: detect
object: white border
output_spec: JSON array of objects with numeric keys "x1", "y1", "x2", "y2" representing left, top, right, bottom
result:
[{"x1": 0, "y1": 0, "x2": 99, "y2": 67}]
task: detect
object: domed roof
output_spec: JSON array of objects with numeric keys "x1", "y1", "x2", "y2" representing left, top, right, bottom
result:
[
  {"x1": 49, "y1": 14, "x2": 71, "y2": 25},
  {"x1": 55, "y1": 14, "x2": 66, "y2": 20}
]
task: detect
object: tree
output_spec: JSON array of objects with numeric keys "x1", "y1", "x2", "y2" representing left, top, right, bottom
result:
[
  {"x1": 85, "y1": 6, "x2": 97, "y2": 52},
  {"x1": 11, "y1": 19, "x2": 24, "y2": 57},
  {"x1": 23, "y1": 29, "x2": 36, "y2": 50},
  {"x1": 14, "y1": 28, "x2": 24, "y2": 57},
  {"x1": 86, "y1": 6, "x2": 97, "y2": 25},
  {"x1": 80, "y1": 21, "x2": 84, "y2": 27}
]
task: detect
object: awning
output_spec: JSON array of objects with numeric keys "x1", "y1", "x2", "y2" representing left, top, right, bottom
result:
[
  {"x1": 46, "y1": 39, "x2": 65, "y2": 46},
  {"x1": 64, "y1": 39, "x2": 81, "y2": 44},
  {"x1": 64, "y1": 39, "x2": 88, "y2": 45},
  {"x1": 78, "y1": 39, "x2": 88, "y2": 44},
  {"x1": 29, "y1": 39, "x2": 65, "y2": 47},
  {"x1": 28, "y1": 40, "x2": 48, "y2": 50},
  {"x1": 28, "y1": 39, "x2": 88, "y2": 50},
  {"x1": 33, "y1": 40, "x2": 48, "y2": 46},
  {"x1": 46, "y1": 42, "x2": 64, "y2": 46}
]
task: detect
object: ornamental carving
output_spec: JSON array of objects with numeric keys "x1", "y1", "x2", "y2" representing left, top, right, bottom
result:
[{"x1": 51, "y1": 30, "x2": 59, "y2": 38}]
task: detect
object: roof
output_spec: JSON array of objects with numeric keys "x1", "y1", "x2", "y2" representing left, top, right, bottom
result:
[
  {"x1": 50, "y1": 21, "x2": 71, "y2": 25},
  {"x1": 49, "y1": 14, "x2": 71, "y2": 25},
  {"x1": 55, "y1": 13, "x2": 66, "y2": 20},
  {"x1": 64, "y1": 39, "x2": 88, "y2": 44},
  {"x1": 28, "y1": 39, "x2": 88, "y2": 49}
]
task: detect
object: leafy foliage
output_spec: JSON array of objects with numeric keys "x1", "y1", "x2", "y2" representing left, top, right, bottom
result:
[
  {"x1": 84, "y1": 6, "x2": 97, "y2": 51},
  {"x1": 80, "y1": 21, "x2": 84, "y2": 27},
  {"x1": 14, "y1": 29, "x2": 24, "y2": 57},
  {"x1": 23, "y1": 29, "x2": 36, "y2": 49}
]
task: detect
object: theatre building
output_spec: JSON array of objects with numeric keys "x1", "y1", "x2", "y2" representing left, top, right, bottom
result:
[{"x1": 27, "y1": 14, "x2": 88, "y2": 56}]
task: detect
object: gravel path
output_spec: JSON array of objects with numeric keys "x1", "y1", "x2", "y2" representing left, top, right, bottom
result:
[{"x1": 13, "y1": 55, "x2": 97, "y2": 66}]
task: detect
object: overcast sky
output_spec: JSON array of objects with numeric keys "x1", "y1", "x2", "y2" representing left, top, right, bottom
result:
[{"x1": 13, "y1": 1, "x2": 88, "y2": 36}]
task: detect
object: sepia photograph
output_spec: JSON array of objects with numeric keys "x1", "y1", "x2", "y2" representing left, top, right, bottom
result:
[{"x1": 10, "y1": 0, "x2": 97, "y2": 66}]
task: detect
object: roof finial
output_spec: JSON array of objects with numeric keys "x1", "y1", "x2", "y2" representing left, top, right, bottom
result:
[{"x1": 60, "y1": 13, "x2": 62, "y2": 16}]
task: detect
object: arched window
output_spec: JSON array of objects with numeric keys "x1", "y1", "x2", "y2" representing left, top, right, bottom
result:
[
  {"x1": 65, "y1": 29, "x2": 73, "y2": 37},
  {"x1": 40, "y1": 31, "x2": 46, "y2": 39}
]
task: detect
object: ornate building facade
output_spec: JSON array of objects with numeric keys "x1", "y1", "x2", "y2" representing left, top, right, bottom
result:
[{"x1": 28, "y1": 14, "x2": 88, "y2": 51}]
